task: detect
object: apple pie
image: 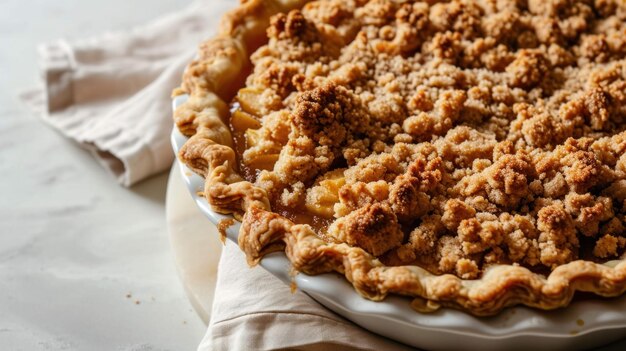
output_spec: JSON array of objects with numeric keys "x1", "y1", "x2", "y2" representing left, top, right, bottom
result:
[{"x1": 173, "y1": 0, "x2": 626, "y2": 316}]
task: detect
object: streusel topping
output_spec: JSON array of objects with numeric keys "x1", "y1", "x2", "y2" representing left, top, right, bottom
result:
[{"x1": 229, "y1": 0, "x2": 626, "y2": 279}]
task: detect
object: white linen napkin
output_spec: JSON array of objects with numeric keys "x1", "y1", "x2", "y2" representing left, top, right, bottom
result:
[
  {"x1": 21, "y1": 0, "x2": 414, "y2": 349},
  {"x1": 22, "y1": 0, "x2": 235, "y2": 186},
  {"x1": 199, "y1": 240, "x2": 412, "y2": 351}
]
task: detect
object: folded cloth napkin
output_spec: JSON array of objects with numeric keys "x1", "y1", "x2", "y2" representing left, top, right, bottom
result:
[
  {"x1": 23, "y1": 1, "x2": 414, "y2": 349},
  {"x1": 22, "y1": 0, "x2": 236, "y2": 186},
  {"x1": 199, "y1": 240, "x2": 413, "y2": 351}
]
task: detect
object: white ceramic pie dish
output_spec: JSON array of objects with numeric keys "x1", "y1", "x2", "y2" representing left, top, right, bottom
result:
[{"x1": 171, "y1": 94, "x2": 626, "y2": 350}]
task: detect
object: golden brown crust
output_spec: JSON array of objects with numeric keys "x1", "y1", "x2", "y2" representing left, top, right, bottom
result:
[
  {"x1": 240, "y1": 206, "x2": 626, "y2": 316},
  {"x1": 175, "y1": 0, "x2": 626, "y2": 316},
  {"x1": 173, "y1": 0, "x2": 311, "y2": 213}
]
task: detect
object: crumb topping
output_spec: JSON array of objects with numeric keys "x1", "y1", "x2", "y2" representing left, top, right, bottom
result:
[{"x1": 230, "y1": 0, "x2": 626, "y2": 279}]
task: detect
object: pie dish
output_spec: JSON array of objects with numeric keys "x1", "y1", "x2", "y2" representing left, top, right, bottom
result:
[{"x1": 172, "y1": 0, "x2": 626, "y2": 316}]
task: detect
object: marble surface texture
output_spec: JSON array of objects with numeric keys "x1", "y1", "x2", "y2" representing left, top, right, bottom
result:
[{"x1": 0, "y1": 0, "x2": 207, "y2": 350}]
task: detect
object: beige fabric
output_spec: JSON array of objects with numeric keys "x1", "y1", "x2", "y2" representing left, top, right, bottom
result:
[
  {"x1": 22, "y1": 0, "x2": 236, "y2": 186},
  {"x1": 199, "y1": 240, "x2": 413, "y2": 351}
]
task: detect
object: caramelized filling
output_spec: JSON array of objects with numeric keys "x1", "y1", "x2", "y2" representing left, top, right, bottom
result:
[
  {"x1": 229, "y1": 103, "x2": 332, "y2": 233},
  {"x1": 230, "y1": 110, "x2": 257, "y2": 182}
]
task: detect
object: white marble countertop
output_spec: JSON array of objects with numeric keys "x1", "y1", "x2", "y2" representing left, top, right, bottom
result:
[{"x1": 0, "y1": 0, "x2": 206, "y2": 350}]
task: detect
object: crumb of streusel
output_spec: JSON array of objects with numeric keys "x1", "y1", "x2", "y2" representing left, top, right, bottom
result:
[{"x1": 231, "y1": 0, "x2": 626, "y2": 278}]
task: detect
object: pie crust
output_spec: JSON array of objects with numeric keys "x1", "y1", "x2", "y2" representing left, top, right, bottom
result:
[{"x1": 173, "y1": 0, "x2": 626, "y2": 316}]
